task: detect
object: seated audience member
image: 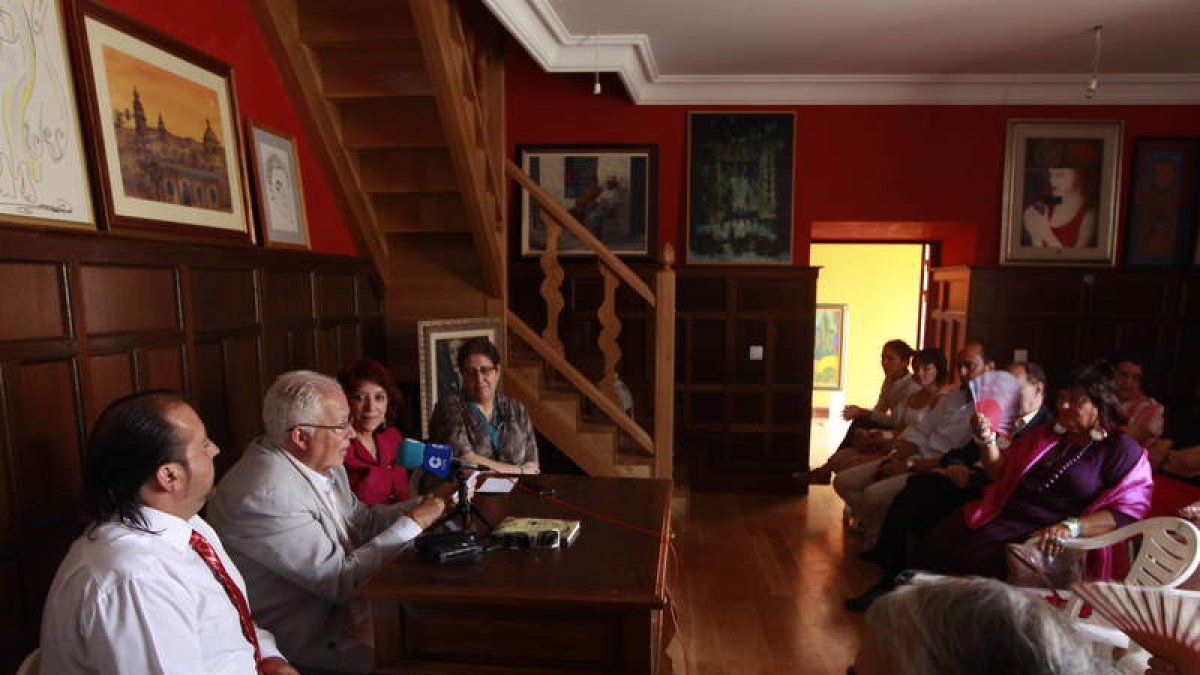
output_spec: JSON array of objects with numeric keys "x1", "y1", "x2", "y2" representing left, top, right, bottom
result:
[
  {"x1": 833, "y1": 342, "x2": 994, "y2": 546},
  {"x1": 851, "y1": 576, "x2": 1118, "y2": 675},
  {"x1": 839, "y1": 339, "x2": 920, "y2": 436},
  {"x1": 807, "y1": 346, "x2": 945, "y2": 485},
  {"x1": 918, "y1": 360, "x2": 1153, "y2": 581},
  {"x1": 40, "y1": 391, "x2": 298, "y2": 675},
  {"x1": 1113, "y1": 350, "x2": 1164, "y2": 448},
  {"x1": 337, "y1": 359, "x2": 410, "y2": 505},
  {"x1": 207, "y1": 371, "x2": 451, "y2": 674},
  {"x1": 428, "y1": 337, "x2": 539, "y2": 474},
  {"x1": 846, "y1": 361, "x2": 1051, "y2": 610}
]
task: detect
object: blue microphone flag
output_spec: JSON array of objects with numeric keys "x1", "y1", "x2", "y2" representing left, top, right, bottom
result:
[{"x1": 422, "y1": 443, "x2": 453, "y2": 478}]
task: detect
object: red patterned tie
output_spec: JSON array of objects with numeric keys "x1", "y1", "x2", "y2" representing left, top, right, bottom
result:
[{"x1": 189, "y1": 530, "x2": 262, "y2": 665}]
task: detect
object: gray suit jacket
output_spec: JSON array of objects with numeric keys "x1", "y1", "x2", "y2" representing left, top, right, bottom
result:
[{"x1": 206, "y1": 436, "x2": 422, "y2": 672}]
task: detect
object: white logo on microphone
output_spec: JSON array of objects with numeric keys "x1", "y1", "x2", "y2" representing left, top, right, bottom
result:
[{"x1": 427, "y1": 456, "x2": 444, "y2": 470}]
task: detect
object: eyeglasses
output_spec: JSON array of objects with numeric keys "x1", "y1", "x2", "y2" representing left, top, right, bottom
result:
[
  {"x1": 291, "y1": 421, "x2": 354, "y2": 435},
  {"x1": 462, "y1": 366, "x2": 497, "y2": 379}
]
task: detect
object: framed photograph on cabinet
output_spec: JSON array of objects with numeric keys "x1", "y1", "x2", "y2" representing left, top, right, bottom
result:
[
  {"x1": 813, "y1": 304, "x2": 846, "y2": 391},
  {"x1": 518, "y1": 144, "x2": 656, "y2": 258},
  {"x1": 0, "y1": 0, "x2": 95, "y2": 229},
  {"x1": 70, "y1": 1, "x2": 252, "y2": 241},
  {"x1": 1123, "y1": 138, "x2": 1200, "y2": 267},
  {"x1": 999, "y1": 119, "x2": 1122, "y2": 266},
  {"x1": 687, "y1": 112, "x2": 795, "y2": 264},
  {"x1": 247, "y1": 121, "x2": 309, "y2": 249},
  {"x1": 417, "y1": 317, "x2": 504, "y2": 438}
]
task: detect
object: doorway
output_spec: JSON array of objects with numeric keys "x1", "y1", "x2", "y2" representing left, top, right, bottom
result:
[{"x1": 810, "y1": 242, "x2": 929, "y2": 465}]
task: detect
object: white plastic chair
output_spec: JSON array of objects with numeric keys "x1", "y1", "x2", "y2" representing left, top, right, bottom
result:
[
  {"x1": 1024, "y1": 516, "x2": 1200, "y2": 649},
  {"x1": 15, "y1": 647, "x2": 40, "y2": 675}
]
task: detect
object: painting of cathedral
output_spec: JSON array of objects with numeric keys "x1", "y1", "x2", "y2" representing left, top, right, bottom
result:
[{"x1": 79, "y1": 6, "x2": 249, "y2": 238}]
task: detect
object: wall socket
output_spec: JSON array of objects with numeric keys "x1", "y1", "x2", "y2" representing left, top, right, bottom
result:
[{"x1": 1013, "y1": 348, "x2": 1029, "y2": 363}]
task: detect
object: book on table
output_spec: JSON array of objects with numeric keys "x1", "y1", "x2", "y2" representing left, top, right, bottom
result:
[{"x1": 493, "y1": 517, "x2": 581, "y2": 548}]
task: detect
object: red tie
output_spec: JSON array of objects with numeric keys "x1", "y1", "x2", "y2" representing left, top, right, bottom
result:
[{"x1": 189, "y1": 530, "x2": 262, "y2": 665}]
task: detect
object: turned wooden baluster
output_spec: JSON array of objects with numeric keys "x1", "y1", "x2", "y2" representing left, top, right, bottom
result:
[
  {"x1": 654, "y1": 243, "x2": 677, "y2": 479},
  {"x1": 538, "y1": 215, "x2": 566, "y2": 357},
  {"x1": 596, "y1": 263, "x2": 623, "y2": 406}
]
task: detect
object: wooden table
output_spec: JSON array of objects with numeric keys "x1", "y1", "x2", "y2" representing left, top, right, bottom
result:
[{"x1": 359, "y1": 475, "x2": 672, "y2": 674}]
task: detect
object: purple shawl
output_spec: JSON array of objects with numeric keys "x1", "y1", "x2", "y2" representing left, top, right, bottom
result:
[{"x1": 962, "y1": 425, "x2": 1154, "y2": 579}]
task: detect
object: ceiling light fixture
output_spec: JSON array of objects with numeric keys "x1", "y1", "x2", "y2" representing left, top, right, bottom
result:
[
  {"x1": 1086, "y1": 25, "x2": 1103, "y2": 99},
  {"x1": 592, "y1": 34, "x2": 602, "y2": 95}
]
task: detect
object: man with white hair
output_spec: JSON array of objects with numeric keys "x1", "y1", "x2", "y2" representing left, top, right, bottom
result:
[{"x1": 208, "y1": 370, "x2": 449, "y2": 674}]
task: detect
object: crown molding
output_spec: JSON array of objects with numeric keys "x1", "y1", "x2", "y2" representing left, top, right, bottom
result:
[{"x1": 483, "y1": 0, "x2": 1200, "y2": 105}]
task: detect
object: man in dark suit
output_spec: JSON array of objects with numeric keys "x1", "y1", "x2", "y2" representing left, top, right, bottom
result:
[{"x1": 846, "y1": 361, "x2": 1052, "y2": 611}]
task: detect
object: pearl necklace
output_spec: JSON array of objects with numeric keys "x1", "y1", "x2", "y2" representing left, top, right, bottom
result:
[{"x1": 1022, "y1": 438, "x2": 1096, "y2": 493}]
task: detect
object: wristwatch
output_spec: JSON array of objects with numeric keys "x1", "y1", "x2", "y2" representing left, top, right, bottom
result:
[{"x1": 1061, "y1": 517, "x2": 1083, "y2": 538}]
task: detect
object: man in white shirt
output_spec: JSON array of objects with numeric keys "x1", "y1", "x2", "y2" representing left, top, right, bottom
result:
[
  {"x1": 834, "y1": 342, "x2": 995, "y2": 547},
  {"x1": 40, "y1": 391, "x2": 298, "y2": 675},
  {"x1": 207, "y1": 370, "x2": 448, "y2": 674}
]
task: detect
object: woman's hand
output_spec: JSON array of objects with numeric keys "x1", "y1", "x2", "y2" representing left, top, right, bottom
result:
[
  {"x1": 842, "y1": 405, "x2": 865, "y2": 421},
  {"x1": 1034, "y1": 522, "x2": 1073, "y2": 558},
  {"x1": 971, "y1": 413, "x2": 994, "y2": 443}
]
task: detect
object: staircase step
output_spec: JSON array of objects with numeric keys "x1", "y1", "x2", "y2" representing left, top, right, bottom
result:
[
  {"x1": 373, "y1": 194, "x2": 467, "y2": 234},
  {"x1": 298, "y1": 0, "x2": 416, "y2": 43},
  {"x1": 357, "y1": 148, "x2": 456, "y2": 193},
  {"x1": 338, "y1": 97, "x2": 444, "y2": 149},
  {"x1": 313, "y1": 39, "x2": 432, "y2": 98}
]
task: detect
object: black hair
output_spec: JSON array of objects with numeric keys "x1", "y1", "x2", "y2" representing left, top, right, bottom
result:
[
  {"x1": 455, "y1": 336, "x2": 502, "y2": 373},
  {"x1": 84, "y1": 390, "x2": 187, "y2": 534},
  {"x1": 967, "y1": 340, "x2": 996, "y2": 366},
  {"x1": 914, "y1": 347, "x2": 949, "y2": 385},
  {"x1": 1016, "y1": 361, "x2": 1047, "y2": 386},
  {"x1": 883, "y1": 339, "x2": 915, "y2": 361},
  {"x1": 1109, "y1": 349, "x2": 1152, "y2": 395},
  {"x1": 1060, "y1": 360, "x2": 1123, "y2": 431}
]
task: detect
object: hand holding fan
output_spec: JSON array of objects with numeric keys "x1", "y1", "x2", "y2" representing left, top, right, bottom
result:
[
  {"x1": 1071, "y1": 582, "x2": 1200, "y2": 675},
  {"x1": 968, "y1": 370, "x2": 1022, "y2": 443}
]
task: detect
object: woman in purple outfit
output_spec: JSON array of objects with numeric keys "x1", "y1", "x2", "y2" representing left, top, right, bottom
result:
[{"x1": 917, "y1": 359, "x2": 1153, "y2": 581}]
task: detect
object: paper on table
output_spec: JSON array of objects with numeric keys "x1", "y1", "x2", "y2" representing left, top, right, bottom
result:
[{"x1": 477, "y1": 477, "x2": 516, "y2": 493}]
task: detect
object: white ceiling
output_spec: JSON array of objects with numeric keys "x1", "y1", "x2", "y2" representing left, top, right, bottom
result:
[{"x1": 483, "y1": 0, "x2": 1200, "y2": 104}]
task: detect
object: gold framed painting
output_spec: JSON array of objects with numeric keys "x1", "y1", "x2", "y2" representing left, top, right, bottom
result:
[
  {"x1": 0, "y1": 0, "x2": 95, "y2": 229},
  {"x1": 70, "y1": 1, "x2": 252, "y2": 242},
  {"x1": 416, "y1": 317, "x2": 504, "y2": 439}
]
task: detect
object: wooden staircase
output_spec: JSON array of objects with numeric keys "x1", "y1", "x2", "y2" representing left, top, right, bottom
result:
[{"x1": 253, "y1": 0, "x2": 674, "y2": 478}]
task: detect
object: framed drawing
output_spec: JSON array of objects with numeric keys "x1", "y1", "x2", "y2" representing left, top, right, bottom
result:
[
  {"x1": 1000, "y1": 119, "x2": 1123, "y2": 266},
  {"x1": 519, "y1": 144, "x2": 657, "y2": 258},
  {"x1": 813, "y1": 304, "x2": 846, "y2": 391},
  {"x1": 687, "y1": 112, "x2": 794, "y2": 264},
  {"x1": 0, "y1": 0, "x2": 95, "y2": 229},
  {"x1": 246, "y1": 120, "x2": 309, "y2": 249},
  {"x1": 1123, "y1": 138, "x2": 1200, "y2": 267},
  {"x1": 417, "y1": 317, "x2": 504, "y2": 438},
  {"x1": 70, "y1": 1, "x2": 251, "y2": 241}
]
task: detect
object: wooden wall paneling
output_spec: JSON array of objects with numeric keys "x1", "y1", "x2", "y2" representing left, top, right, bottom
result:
[
  {"x1": 191, "y1": 268, "x2": 259, "y2": 334},
  {"x1": 85, "y1": 352, "x2": 136, "y2": 426},
  {"x1": 137, "y1": 345, "x2": 186, "y2": 391},
  {"x1": 80, "y1": 265, "x2": 180, "y2": 335},
  {"x1": 193, "y1": 340, "x2": 232, "y2": 471},
  {"x1": 0, "y1": 262, "x2": 70, "y2": 341}
]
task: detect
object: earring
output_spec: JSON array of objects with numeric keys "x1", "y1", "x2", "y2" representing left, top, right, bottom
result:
[
  {"x1": 1089, "y1": 426, "x2": 1108, "y2": 441},
  {"x1": 1053, "y1": 422, "x2": 1067, "y2": 435}
]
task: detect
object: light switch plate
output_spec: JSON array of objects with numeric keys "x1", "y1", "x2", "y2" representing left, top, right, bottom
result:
[
  {"x1": 749, "y1": 345, "x2": 764, "y2": 361},
  {"x1": 1013, "y1": 348, "x2": 1029, "y2": 363}
]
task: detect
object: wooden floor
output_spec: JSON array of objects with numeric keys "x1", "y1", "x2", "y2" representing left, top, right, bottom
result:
[{"x1": 670, "y1": 484, "x2": 874, "y2": 675}]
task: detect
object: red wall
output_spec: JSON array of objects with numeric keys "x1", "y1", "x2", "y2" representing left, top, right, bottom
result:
[
  {"x1": 99, "y1": 0, "x2": 358, "y2": 255},
  {"x1": 506, "y1": 45, "x2": 1200, "y2": 266}
]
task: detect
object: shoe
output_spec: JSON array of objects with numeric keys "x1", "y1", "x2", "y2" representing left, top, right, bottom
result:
[{"x1": 844, "y1": 579, "x2": 893, "y2": 612}]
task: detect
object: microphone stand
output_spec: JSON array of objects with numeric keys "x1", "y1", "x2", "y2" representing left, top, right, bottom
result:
[{"x1": 434, "y1": 469, "x2": 491, "y2": 532}]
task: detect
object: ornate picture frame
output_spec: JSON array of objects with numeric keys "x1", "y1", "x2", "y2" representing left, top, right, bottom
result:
[
  {"x1": 1123, "y1": 138, "x2": 1200, "y2": 267},
  {"x1": 246, "y1": 120, "x2": 309, "y2": 249},
  {"x1": 518, "y1": 144, "x2": 657, "y2": 258},
  {"x1": 417, "y1": 317, "x2": 504, "y2": 438},
  {"x1": 687, "y1": 112, "x2": 795, "y2": 264},
  {"x1": 70, "y1": 1, "x2": 252, "y2": 242},
  {"x1": 0, "y1": 0, "x2": 95, "y2": 229},
  {"x1": 813, "y1": 304, "x2": 846, "y2": 391},
  {"x1": 999, "y1": 119, "x2": 1123, "y2": 266}
]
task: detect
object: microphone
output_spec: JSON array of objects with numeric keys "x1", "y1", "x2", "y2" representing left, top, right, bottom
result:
[{"x1": 399, "y1": 438, "x2": 487, "y2": 479}]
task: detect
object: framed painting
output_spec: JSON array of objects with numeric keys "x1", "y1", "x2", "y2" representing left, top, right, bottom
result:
[
  {"x1": 70, "y1": 1, "x2": 252, "y2": 241},
  {"x1": 519, "y1": 144, "x2": 657, "y2": 258},
  {"x1": 1122, "y1": 138, "x2": 1200, "y2": 267},
  {"x1": 687, "y1": 112, "x2": 795, "y2": 264},
  {"x1": 999, "y1": 119, "x2": 1123, "y2": 266},
  {"x1": 813, "y1": 304, "x2": 846, "y2": 391},
  {"x1": 417, "y1": 317, "x2": 504, "y2": 438},
  {"x1": 246, "y1": 120, "x2": 309, "y2": 249},
  {"x1": 0, "y1": 0, "x2": 95, "y2": 229}
]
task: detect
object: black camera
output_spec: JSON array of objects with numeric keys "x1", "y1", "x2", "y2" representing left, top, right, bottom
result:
[{"x1": 414, "y1": 531, "x2": 483, "y2": 564}]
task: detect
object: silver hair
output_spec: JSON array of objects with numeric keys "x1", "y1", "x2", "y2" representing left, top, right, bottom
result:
[
  {"x1": 865, "y1": 576, "x2": 1117, "y2": 675},
  {"x1": 262, "y1": 370, "x2": 342, "y2": 444}
]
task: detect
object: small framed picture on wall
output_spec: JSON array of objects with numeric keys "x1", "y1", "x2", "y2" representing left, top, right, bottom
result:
[
  {"x1": 999, "y1": 119, "x2": 1123, "y2": 266},
  {"x1": 813, "y1": 304, "x2": 846, "y2": 391},
  {"x1": 246, "y1": 120, "x2": 310, "y2": 249},
  {"x1": 1123, "y1": 138, "x2": 1200, "y2": 267}
]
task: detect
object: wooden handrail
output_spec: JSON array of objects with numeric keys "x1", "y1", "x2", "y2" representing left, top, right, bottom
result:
[
  {"x1": 506, "y1": 159, "x2": 656, "y2": 307},
  {"x1": 508, "y1": 311, "x2": 655, "y2": 454}
]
